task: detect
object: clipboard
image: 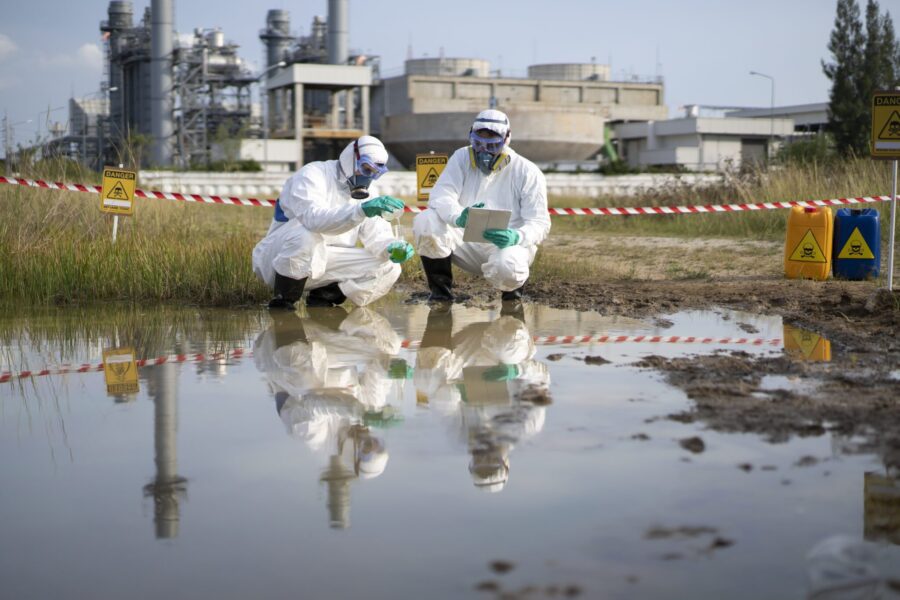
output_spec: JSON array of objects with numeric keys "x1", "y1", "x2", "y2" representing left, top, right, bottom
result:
[{"x1": 463, "y1": 208, "x2": 512, "y2": 243}]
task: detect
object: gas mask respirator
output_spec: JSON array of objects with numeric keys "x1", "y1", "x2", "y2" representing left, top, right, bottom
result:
[{"x1": 347, "y1": 141, "x2": 388, "y2": 199}]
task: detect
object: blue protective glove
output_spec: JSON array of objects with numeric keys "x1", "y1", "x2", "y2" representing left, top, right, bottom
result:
[
  {"x1": 483, "y1": 228, "x2": 521, "y2": 248},
  {"x1": 482, "y1": 364, "x2": 521, "y2": 382},
  {"x1": 454, "y1": 202, "x2": 485, "y2": 227},
  {"x1": 386, "y1": 240, "x2": 415, "y2": 264},
  {"x1": 361, "y1": 195, "x2": 405, "y2": 218}
]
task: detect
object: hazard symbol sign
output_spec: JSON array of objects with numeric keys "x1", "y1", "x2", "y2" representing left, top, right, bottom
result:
[
  {"x1": 100, "y1": 166, "x2": 136, "y2": 215},
  {"x1": 871, "y1": 92, "x2": 900, "y2": 159},
  {"x1": 788, "y1": 229, "x2": 827, "y2": 263},
  {"x1": 416, "y1": 153, "x2": 448, "y2": 202},
  {"x1": 837, "y1": 227, "x2": 876, "y2": 259},
  {"x1": 103, "y1": 347, "x2": 139, "y2": 395}
]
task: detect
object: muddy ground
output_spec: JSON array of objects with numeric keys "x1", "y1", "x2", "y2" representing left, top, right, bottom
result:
[{"x1": 400, "y1": 262, "x2": 900, "y2": 467}]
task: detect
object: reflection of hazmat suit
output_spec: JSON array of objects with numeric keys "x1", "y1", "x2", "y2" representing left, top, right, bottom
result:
[
  {"x1": 414, "y1": 308, "x2": 550, "y2": 492},
  {"x1": 252, "y1": 137, "x2": 406, "y2": 307},
  {"x1": 253, "y1": 307, "x2": 408, "y2": 528}
]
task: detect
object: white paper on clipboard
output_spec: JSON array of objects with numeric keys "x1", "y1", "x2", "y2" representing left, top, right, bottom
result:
[{"x1": 463, "y1": 208, "x2": 512, "y2": 243}]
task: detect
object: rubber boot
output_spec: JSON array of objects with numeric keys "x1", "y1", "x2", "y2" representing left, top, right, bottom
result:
[
  {"x1": 268, "y1": 273, "x2": 307, "y2": 309},
  {"x1": 501, "y1": 283, "x2": 525, "y2": 302},
  {"x1": 421, "y1": 255, "x2": 454, "y2": 303},
  {"x1": 306, "y1": 282, "x2": 347, "y2": 307},
  {"x1": 500, "y1": 283, "x2": 526, "y2": 320}
]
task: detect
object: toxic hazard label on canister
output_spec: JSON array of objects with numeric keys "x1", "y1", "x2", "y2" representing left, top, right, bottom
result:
[
  {"x1": 836, "y1": 227, "x2": 876, "y2": 259},
  {"x1": 788, "y1": 229, "x2": 827, "y2": 263}
]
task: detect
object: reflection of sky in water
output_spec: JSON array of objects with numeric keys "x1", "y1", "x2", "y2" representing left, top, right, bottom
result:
[{"x1": 1, "y1": 304, "x2": 897, "y2": 600}]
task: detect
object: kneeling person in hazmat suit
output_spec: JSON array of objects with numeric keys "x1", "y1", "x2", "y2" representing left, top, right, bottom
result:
[
  {"x1": 253, "y1": 136, "x2": 415, "y2": 309},
  {"x1": 413, "y1": 110, "x2": 550, "y2": 303}
]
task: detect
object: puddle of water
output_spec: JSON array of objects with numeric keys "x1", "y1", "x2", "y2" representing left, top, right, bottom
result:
[{"x1": 1, "y1": 303, "x2": 897, "y2": 600}]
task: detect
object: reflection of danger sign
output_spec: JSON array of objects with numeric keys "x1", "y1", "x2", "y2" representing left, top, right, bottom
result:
[
  {"x1": 416, "y1": 153, "x2": 448, "y2": 202},
  {"x1": 788, "y1": 229, "x2": 827, "y2": 263},
  {"x1": 783, "y1": 324, "x2": 831, "y2": 362},
  {"x1": 837, "y1": 227, "x2": 876, "y2": 259},
  {"x1": 103, "y1": 347, "x2": 139, "y2": 394},
  {"x1": 100, "y1": 166, "x2": 136, "y2": 215},
  {"x1": 871, "y1": 92, "x2": 900, "y2": 159}
]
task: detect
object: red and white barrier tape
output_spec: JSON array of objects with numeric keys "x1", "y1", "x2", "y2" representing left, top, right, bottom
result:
[
  {"x1": 1, "y1": 335, "x2": 781, "y2": 383},
  {"x1": 0, "y1": 175, "x2": 892, "y2": 216}
]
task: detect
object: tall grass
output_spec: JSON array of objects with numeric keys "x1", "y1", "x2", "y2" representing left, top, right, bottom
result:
[
  {"x1": 549, "y1": 158, "x2": 896, "y2": 241},
  {"x1": 1, "y1": 158, "x2": 896, "y2": 304},
  {"x1": 0, "y1": 184, "x2": 271, "y2": 305}
]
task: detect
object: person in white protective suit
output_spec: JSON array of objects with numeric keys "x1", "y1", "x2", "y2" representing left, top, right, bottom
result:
[
  {"x1": 253, "y1": 307, "x2": 410, "y2": 528},
  {"x1": 413, "y1": 307, "x2": 551, "y2": 493},
  {"x1": 412, "y1": 109, "x2": 550, "y2": 303},
  {"x1": 252, "y1": 135, "x2": 415, "y2": 310}
]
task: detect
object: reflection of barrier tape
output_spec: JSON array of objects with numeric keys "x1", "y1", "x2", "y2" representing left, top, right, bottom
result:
[
  {"x1": 401, "y1": 334, "x2": 781, "y2": 349},
  {"x1": 2, "y1": 334, "x2": 781, "y2": 382},
  {"x1": 1, "y1": 176, "x2": 892, "y2": 216},
  {"x1": 0, "y1": 349, "x2": 249, "y2": 383}
]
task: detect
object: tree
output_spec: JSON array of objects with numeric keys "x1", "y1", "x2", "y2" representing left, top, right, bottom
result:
[
  {"x1": 823, "y1": 0, "x2": 866, "y2": 155},
  {"x1": 823, "y1": 0, "x2": 900, "y2": 156}
]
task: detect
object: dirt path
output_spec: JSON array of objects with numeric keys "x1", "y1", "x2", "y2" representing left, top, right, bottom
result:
[{"x1": 401, "y1": 236, "x2": 900, "y2": 466}]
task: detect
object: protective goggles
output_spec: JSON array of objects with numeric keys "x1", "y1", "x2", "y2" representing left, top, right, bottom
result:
[
  {"x1": 469, "y1": 130, "x2": 506, "y2": 154},
  {"x1": 354, "y1": 140, "x2": 388, "y2": 179}
]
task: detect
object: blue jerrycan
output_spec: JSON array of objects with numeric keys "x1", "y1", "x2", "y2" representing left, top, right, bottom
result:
[{"x1": 832, "y1": 208, "x2": 880, "y2": 280}]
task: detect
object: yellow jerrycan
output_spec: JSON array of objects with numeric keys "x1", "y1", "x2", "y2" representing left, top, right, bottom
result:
[{"x1": 784, "y1": 206, "x2": 833, "y2": 280}]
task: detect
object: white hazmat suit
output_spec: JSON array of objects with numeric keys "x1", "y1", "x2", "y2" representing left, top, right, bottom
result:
[
  {"x1": 252, "y1": 137, "x2": 403, "y2": 307},
  {"x1": 413, "y1": 112, "x2": 551, "y2": 292}
]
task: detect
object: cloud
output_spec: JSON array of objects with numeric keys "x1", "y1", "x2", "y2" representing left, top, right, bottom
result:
[
  {"x1": 37, "y1": 43, "x2": 104, "y2": 71},
  {"x1": 0, "y1": 34, "x2": 17, "y2": 61},
  {"x1": 0, "y1": 75, "x2": 21, "y2": 91}
]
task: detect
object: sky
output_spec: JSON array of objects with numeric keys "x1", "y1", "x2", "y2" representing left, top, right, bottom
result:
[{"x1": 0, "y1": 0, "x2": 894, "y2": 151}]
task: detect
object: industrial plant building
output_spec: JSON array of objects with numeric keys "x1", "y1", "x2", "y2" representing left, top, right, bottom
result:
[{"x1": 17, "y1": 0, "x2": 821, "y2": 175}]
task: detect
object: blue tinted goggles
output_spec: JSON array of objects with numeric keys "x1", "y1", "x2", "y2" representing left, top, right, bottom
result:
[
  {"x1": 356, "y1": 155, "x2": 388, "y2": 179},
  {"x1": 469, "y1": 130, "x2": 505, "y2": 154}
]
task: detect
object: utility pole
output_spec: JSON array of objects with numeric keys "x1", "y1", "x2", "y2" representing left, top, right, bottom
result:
[{"x1": 750, "y1": 71, "x2": 775, "y2": 160}]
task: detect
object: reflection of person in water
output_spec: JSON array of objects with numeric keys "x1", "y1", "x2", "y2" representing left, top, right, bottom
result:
[
  {"x1": 254, "y1": 307, "x2": 409, "y2": 528},
  {"x1": 414, "y1": 306, "x2": 551, "y2": 493}
]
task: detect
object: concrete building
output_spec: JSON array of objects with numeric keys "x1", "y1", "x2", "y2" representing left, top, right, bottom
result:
[
  {"x1": 373, "y1": 58, "x2": 667, "y2": 167},
  {"x1": 615, "y1": 116, "x2": 794, "y2": 171},
  {"x1": 727, "y1": 102, "x2": 828, "y2": 135}
]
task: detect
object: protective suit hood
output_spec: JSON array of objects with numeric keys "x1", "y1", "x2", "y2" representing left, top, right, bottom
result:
[{"x1": 339, "y1": 136, "x2": 389, "y2": 199}]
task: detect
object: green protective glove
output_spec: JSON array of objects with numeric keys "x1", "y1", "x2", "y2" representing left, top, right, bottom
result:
[
  {"x1": 483, "y1": 228, "x2": 521, "y2": 248},
  {"x1": 454, "y1": 202, "x2": 485, "y2": 228},
  {"x1": 361, "y1": 195, "x2": 405, "y2": 218},
  {"x1": 386, "y1": 240, "x2": 415, "y2": 264},
  {"x1": 388, "y1": 358, "x2": 414, "y2": 380},
  {"x1": 482, "y1": 364, "x2": 521, "y2": 382}
]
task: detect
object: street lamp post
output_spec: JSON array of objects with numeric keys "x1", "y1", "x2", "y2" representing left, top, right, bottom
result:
[
  {"x1": 749, "y1": 70, "x2": 775, "y2": 160},
  {"x1": 257, "y1": 60, "x2": 287, "y2": 174}
]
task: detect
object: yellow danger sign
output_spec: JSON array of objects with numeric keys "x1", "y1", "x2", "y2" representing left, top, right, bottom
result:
[
  {"x1": 416, "y1": 153, "x2": 448, "y2": 202},
  {"x1": 100, "y1": 166, "x2": 136, "y2": 215},
  {"x1": 103, "y1": 346, "x2": 140, "y2": 395},
  {"x1": 871, "y1": 92, "x2": 900, "y2": 159},
  {"x1": 837, "y1": 227, "x2": 876, "y2": 259},
  {"x1": 788, "y1": 229, "x2": 827, "y2": 263}
]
